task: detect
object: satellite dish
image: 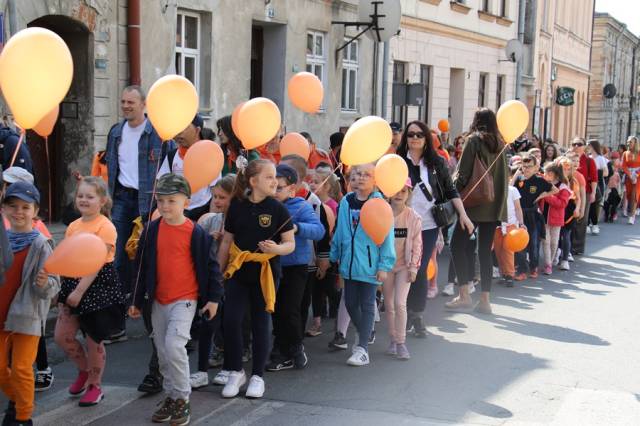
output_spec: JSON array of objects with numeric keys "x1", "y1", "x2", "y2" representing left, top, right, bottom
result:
[
  {"x1": 603, "y1": 83, "x2": 617, "y2": 99},
  {"x1": 358, "y1": 0, "x2": 402, "y2": 43},
  {"x1": 504, "y1": 39, "x2": 523, "y2": 63}
]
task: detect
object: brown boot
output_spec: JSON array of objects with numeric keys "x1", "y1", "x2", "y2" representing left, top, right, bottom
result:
[{"x1": 444, "y1": 296, "x2": 473, "y2": 312}]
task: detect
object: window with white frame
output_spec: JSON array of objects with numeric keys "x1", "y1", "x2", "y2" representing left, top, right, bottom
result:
[
  {"x1": 176, "y1": 12, "x2": 200, "y2": 91},
  {"x1": 341, "y1": 39, "x2": 359, "y2": 111},
  {"x1": 306, "y1": 31, "x2": 326, "y2": 107},
  {"x1": 478, "y1": 73, "x2": 488, "y2": 107}
]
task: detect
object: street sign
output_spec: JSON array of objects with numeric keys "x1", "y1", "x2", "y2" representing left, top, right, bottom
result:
[{"x1": 556, "y1": 86, "x2": 575, "y2": 106}]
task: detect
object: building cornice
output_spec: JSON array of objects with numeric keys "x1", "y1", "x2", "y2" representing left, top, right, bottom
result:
[
  {"x1": 552, "y1": 58, "x2": 592, "y2": 77},
  {"x1": 400, "y1": 15, "x2": 508, "y2": 49}
]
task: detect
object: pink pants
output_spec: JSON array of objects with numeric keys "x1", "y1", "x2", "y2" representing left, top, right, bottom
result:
[
  {"x1": 382, "y1": 269, "x2": 411, "y2": 344},
  {"x1": 54, "y1": 304, "x2": 106, "y2": 386}
]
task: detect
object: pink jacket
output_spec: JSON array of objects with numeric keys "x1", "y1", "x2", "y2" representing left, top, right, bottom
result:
[
  {"x1": 540, "y1": 183, "x2": 571, "y2": 227},
  {"x1": 399, "y1": 207, "x2": 423, "y2": 274}
]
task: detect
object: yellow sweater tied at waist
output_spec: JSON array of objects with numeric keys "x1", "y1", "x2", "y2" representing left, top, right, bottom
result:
[{"x1": 224, "y1": 242, "x2": 277, "y2": 313}]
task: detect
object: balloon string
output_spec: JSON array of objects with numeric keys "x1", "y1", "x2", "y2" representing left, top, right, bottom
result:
[
  {"x1": 45, "y1": 136, "x2": 52, "y2": 224},
  {"x1": 8, "y1": 129, "x2": 25, "y2": 169},
  {"x1": 130, "y1": 146, "x2": 164, "y2": 308}
]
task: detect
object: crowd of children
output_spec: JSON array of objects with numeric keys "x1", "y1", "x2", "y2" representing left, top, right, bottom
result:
[{"x1": 0, "y1": 114, "x2": 635, "y2": 426}]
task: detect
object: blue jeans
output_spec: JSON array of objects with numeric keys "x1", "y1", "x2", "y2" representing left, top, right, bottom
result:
[
  {"x1": 112, "y1": 186, "x2": 140, "y2": 294},
  {"x1": 343, "y1": 279, "x2": 378, "y2": 351},
  {"x1": 516, "y1": 215, "x2": 541, "y2": 274}
]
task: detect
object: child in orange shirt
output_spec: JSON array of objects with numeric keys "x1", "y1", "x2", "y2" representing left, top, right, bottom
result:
[
  {"x1": 54, "y1": 177, "x2": 124, "y2": 407},
  {"x1": 0, "y1": 183, "x2": 59, "y2": 425}
]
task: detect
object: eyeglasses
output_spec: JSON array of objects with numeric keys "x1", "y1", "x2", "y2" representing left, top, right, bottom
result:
[
  {"x1": 406, "y1": 132, "x2": 425, "y2": 139},
  {"x1": 571, "y1": 142, "x2": 584, "y2": 147}
]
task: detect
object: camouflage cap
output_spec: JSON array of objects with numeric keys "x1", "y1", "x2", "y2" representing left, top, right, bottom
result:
[{"x1": 155, "y1": 173, "x2": 191, "y2": 198}]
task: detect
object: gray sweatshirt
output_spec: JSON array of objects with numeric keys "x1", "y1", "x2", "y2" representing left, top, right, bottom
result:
[{"x1": 2, "y1": 234, "x2": 60, "y2": 336}]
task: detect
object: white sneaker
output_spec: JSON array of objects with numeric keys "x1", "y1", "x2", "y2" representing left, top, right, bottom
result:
[
  {"x1": 442, "y1": 283, "x2": 455, "y2": 296},
  {"x1": 559, "y1": 260, "x2": 570, "y2": 271},
  {"x1": 189, "y1": 371, "x2": 209, "y2": 389},
  {"x1": 636, "y1": 209, "x2": 639, "y2": 216},
  {"x1": 592, "y1": 225, "x2": 600, "y2": 235},
  {"x1": 468, "y1": 281, "x2": 477, "y2": 295},
  {"x1": 629, "y1": 216, "x2": 636, "y2": 225},
  {"x1": 553, "y1": 249, "x2": 561, "y2": 266},
  {"x1": 221, "y1": 370, "x2": 246, "y2": 398},
  {"x1": 213, "y1": 370, "x2": 230, "y2": 386},
  {"x1": 245, "y1": 375, "x2": 265, "y2": 398},
  {"x1": 567, "y1": 252, "x2": 574, "y2": 262},
  {"x1": 586, "y1": 225, "x2": 592, "y2": 234},
  {"x1": 347, "y1": 346, "x2": 370, "y2": 366},
  {"x1": 492, "y1": 266, "x2": 501, "y2": 278}
]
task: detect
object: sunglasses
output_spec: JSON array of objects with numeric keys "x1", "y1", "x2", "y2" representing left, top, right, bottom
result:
[
  {"x1": 407, "y1": 132, "x2": 425, "y2": 139},
  {"x1": 571, "y1": 142, "x2": 584, "y2": 147}
]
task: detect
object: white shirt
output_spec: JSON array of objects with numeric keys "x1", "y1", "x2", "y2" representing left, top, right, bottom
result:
[
  {"x1": 593, "y1": 155, "x2": 608, "y2": 171},
  {"x1": 157, "y1": 151, "x2": 219, "y2": 210},
  {"x1": 407, "y1": 155, "x2": 438, "y2": 230},
  {"x1": 117, "y1": 120, "x2": 147, "y2": 189},
  {"x1": 506, "y1": 186, "x2": 521, "y2": 226}
]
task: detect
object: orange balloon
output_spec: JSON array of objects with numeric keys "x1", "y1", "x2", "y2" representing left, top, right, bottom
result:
[
  {"x1": 288, "y1": 72, "x2": 323, "y2": 113},
  {"x1": 504, "y1": 228, "x2": 530, "y2": 252},
  {"x1": 44, "y1": 233, "x2": 107, "y2": 277},
  {"x1": 437, "y1": 119, "x2": 449, "y2": 133},
  {"x1": 33, "y1": 105, "x2": 59, "y2": 137},
  {"x1": 341, "y1": 116, "x2": 392, "y2": 165},
  {"x1": 427, "y1": 259, "x2": 436, "y2": 280},
  {"x1": 151, "y1": 209, "x2": 161, "y2": 221},
  {"x1": 231, "y1": 102, "x2": 245, "y2": 139},
  {"x1": 146, "y1": 75, "x2": 199, "y2": 141},
  {"x1": 280, "y1": 133, "x2": 310, "y2": 161},
  {"x1": 235, "y1": 98, "x2": 282, "y2": 149},
  {"x1": 360, "y1": 198, "x2": 393, "y2": 245},
  {"x1": 183, "y1": 140, "x2": 224, "y2": 193},
  {"x1": 375, "y1": 154, "x2": 409, "y2": 197}
]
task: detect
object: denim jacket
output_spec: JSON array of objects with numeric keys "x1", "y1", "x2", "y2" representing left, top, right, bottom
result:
[{"x1": 105, "y1": 118, "x2": 174, "y2": 217}]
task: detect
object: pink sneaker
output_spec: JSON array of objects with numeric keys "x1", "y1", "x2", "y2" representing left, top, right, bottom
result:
[
  {"x1": 543, "y1": 265, "x2": 552, "y2": 275},
  {"x1": 79, "y1": 384, "x2": 104, "y2": 406},
  {"x1": 69, "y1": 371, "x2": 89, "y2": 395}
]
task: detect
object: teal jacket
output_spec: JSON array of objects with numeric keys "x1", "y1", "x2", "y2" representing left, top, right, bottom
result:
[{"x1": 329, "y1": 191, "x2": 396, "y2": 285}]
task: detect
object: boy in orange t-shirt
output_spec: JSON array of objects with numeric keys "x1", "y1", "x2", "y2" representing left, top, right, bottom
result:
[{"x1": 129, "y1": 173, "x2": 223, "y2": 425}]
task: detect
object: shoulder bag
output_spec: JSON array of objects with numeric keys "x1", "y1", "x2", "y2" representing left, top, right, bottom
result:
[
  {"x1": 416, "y1": 168, "x2": 456, "y2": 228},
  {"x1": 460, "y1": 155, "x2": 495, "y2": 208}
]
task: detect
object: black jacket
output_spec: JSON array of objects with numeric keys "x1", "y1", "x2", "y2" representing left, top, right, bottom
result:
[
  {"x1": 133, "y1": 219, "x2": 224, "y2": 309},
  {"x1": 406, "y1": 154, "x2": 459, "y2": 203}
]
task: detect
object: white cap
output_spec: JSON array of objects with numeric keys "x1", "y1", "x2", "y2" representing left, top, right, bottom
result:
[{"x1": 3, "y1": 167, "x2": 34, "y2": 184}]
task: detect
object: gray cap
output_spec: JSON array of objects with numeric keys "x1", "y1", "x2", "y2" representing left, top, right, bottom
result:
[{"x1": 3, "y1": 167, "x2": 34, "y2": 184}]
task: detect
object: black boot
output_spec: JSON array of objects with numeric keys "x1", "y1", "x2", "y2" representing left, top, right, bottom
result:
[{"x1": 2, "y1": 401, "x2": 15, "y2": 426}]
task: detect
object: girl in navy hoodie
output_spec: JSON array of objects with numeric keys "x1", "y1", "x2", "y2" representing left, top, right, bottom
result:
[
  {"x1": 267, "y1": 164, "x2": 324, "y2": 372},
  {"x1": 330, "y1": 163, "x2": 396, "y2": 366}
]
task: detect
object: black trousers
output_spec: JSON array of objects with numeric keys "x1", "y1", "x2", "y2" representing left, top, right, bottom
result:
[
  {"x1": 273, "y1": 265, "x2": 307, "y2": 357},
  {"x1": 36, "y1": 333, "x2": 48, "y2": 371},
  {"x1": 603, "y1": 189, "x2": 621, "y2": 221},
  {"x1": 572, "y1": 202, "x2": 590, "y2": 254},
  {"x1": 407, "y1": 229, "x2": 439, "y2": 313},
  {"x1": 223, "y1": 277, "x2": 271, "y2": 376},
  {"x1": 311, "y1": 270, "x2": 340, "y2": 319},
  {"x1": 451, "y1": 221, "x2": 497, "y2": 292},
  {"x1": 588, "y1": 200, "x2": 601, "y2": 226},
  {"x1": 197, "y1": 307, "x2": 222, "y2": 372}
]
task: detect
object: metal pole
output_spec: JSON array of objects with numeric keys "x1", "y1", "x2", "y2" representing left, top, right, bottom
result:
[{"x1": 381, "y1": 41, "x2": 389, "y2": 120}]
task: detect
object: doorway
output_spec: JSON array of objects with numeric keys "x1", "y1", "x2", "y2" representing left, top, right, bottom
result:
[
  {"x1": 250, "y1": 22, "x2": 286, "y2": 109},
  {"x1": 449, "y1": 68, "x2": 465, "y2": 138},
  {"x1": 27, "y1": 15, "x2": 93, "y2": 222}
]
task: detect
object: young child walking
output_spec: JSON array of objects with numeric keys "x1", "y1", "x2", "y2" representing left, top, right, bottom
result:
[
  {"x1": 539, "y1": 164, "x2": 571, "y2": 275},
  {"x1": 383, "y1": 179, "x2": 422, "y2": 360},
  {"x1": 54, "y1": 177, "x2": 124, "y2": 407},
  {"x1": 190, "y1": 174, "x2": 236, "y2": 389},
  {"x1": 493, "y1": 168, "x2": 524, "y2": 287},
  {"x1": 329, "y1": 163, "x2": 395, "y2": 366},
  {"x1": 0, "y1": 183, "x2": 59, "y2": 425},
  {"x1": 267, "y1": 164, "x2": 324, "y2": 371},
  {"x1": 217, "y1": 160, "x2": 295, "y2": 399},
  {"x1": 130, "y1": 173, "x2": 223, "y2": 425}
]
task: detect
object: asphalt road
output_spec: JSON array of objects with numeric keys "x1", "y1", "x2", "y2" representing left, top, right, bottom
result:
[{"x1": 7, "y1": 220, "x2": 640, "y2": 425}]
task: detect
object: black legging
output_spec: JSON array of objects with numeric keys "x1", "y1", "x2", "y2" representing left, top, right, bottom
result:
[
  {"x1": 407, "y1": 229, "x2": 439, "y2": 313},
  {"x1": 451, "y1": 221, "x2": 497, "y2": 292}
]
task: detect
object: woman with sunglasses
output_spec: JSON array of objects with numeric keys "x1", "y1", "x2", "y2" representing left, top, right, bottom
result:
[
  {"x1": 446, "y1": 108, "x2": 509, "y2": 315},
  {"x1": 397, "y1": 121, "x2": 473, "y2": 335}
]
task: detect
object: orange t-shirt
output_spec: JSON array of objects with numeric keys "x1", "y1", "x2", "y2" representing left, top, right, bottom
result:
[
  {"x1": 156, "y1": 219, "x2": 198, "y2": 305},
  {"x1": 575, "y1": 171, "x2": 586, "y2": 188},
  {"x1": 308, "y1": 147, "x2": 331, "y2": 169},
  {"x1": 90, "y1": 152, "x2": 109, "y2": 183},
  {"x1": 0, "y1": 249, "x2": 28, "y2": 327},
  {"x1": 65, "y1": 215, "x2": 117, "y2": 263}
]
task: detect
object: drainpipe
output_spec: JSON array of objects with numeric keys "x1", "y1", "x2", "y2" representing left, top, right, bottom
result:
[
  {"x1": 515, "y1": 0, "x2": 526, "y2": 100},
  {"x1": 7, "y1": 0, "x2": 17, "y2": 35},
  {"x1": 381, "y1": 41, "x2": 389, "y2": 120},
  {"x1": 371, "y1": 41, "x2": 379, "y2": 116},
  {"x1": 128, "y1": 0, "x2": 141, "y2": 85}
]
